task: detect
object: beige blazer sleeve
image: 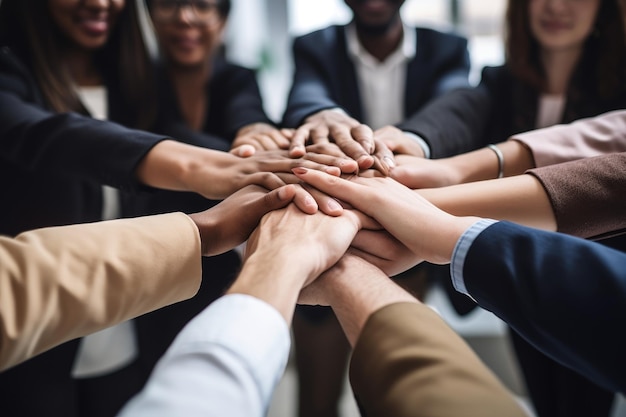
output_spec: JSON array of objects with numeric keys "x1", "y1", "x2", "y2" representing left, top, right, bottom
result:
[
  {"x1": 510, "y1": 109, "x2": 626, "y2": 167},
  {"x1": 350, "y1": 302, "x2": 527, "y2": 417},
  {"x1": 0, "y1": 212, "x2": 202, "y2": 371}
]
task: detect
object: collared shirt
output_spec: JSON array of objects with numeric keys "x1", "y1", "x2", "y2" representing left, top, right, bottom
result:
[
  {"x1": 345, "y1": 23, "x2": 430, "y2": 157},
  {"x1": 72, "y1": 86, "x2": 137, "y2": 378},
  {"x1": 450, "y1": 219, "x2": 499, "y2": 300},
  {"x1": 117, "y1": 294, "x2": 291, "y2": 417},
  {"x1": 345, "y1": 22, "x2": 415, "y2": 130}
]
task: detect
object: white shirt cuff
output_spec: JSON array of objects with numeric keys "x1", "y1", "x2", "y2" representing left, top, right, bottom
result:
[
  {"x1": 402, "y1": 131, "x2": 431, "y2": 158},
  {"x1": 450, "y1": 219, "x2": 498, "y2": 300}
]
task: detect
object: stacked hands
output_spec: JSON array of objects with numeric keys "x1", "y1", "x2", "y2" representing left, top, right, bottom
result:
[{"x1": 189, "y1": 115, "x2": 480, "y2": 323}]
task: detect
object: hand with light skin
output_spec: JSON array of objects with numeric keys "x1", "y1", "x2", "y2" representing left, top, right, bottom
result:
[
  {"x1": 289, "y1": 109, "x2": 392, "y2": 171},
  {"x1": 292, "y1": 167, "x2": 479, "y2": 265},
  {"x1": 136, "y1": 140, "x2": 358, "y2": 215},
  {"x1": 374, "y1": 125, "x2": 426, "y2": 158},
  {"x1": 226, "y1": 203, "x2": 375, "y2": 323},
  {"x1": 298, "y1": 253, "x2": 417, "y2": 345},
  {"x1": 230, "y1": 123, "x2": 294, "y2": 156},
  {"x1": 390, "y1": 140, "x2": 535, "y2": 189}
]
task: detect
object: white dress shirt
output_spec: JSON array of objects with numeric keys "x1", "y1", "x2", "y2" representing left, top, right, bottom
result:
[
  {"x1": 72, "y1": 86, "x2": 138, "y2": 378},
  {"x1": 117, "y1": 294, "x2": 291, "y2": 417},
  {"x1": 345, "y1": 23, "x2": 431, "y2": 157}
]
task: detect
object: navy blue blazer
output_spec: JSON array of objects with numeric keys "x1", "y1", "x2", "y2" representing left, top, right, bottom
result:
[
  {"x1": 463, "y1": 221, "x2": 626, "y2": 394},
  {"x1": 282, "y1": 25, "x2": 470, "y2": 127}
]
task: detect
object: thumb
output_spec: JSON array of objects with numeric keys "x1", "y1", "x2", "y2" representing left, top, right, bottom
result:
[
  {"x1": 260, "y1": 184, "x2": 297, "y2": 212},
  {"x1": 231, "y1": 144, "x2": 256, "y2": 157}
]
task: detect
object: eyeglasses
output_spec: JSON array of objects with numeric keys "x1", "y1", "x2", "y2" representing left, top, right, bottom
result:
[{"x1": 151, "y1": 0, "x2": 221, "y2": 25}]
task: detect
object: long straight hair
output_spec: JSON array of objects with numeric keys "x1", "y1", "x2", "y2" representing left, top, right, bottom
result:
[
  {"x1": 505, "y1": 0, "x2": 626, "y2": 98},
  {"x1": 0, "y1": 0, "x2": 156, "y2": 129}
]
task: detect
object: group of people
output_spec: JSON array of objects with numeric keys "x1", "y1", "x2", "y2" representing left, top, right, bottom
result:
[{"x1": 0, "y1": 0, "x2": 625, "y2": 416}]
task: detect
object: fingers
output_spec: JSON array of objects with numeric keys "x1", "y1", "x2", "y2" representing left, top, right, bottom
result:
[
  {"x1": 289, "y1": 126, "x2": 309, "y2": 157},
  {"x1": 230, "y1": 144, "x2": 256, "y2": 157},
  {"x1": 301, "y1": 183, "x2": 343, "y2": 216},
  {"x1": 272, "y1": 173, "x2": 344, "y2": 216},
  {"x1": 302, "y1": 152, "x2": 359, "y2": 174},
  {"x1": 373, "y1": 139, "x2": 396, "y2": 173},
  {"x1": 291, "y1": 167, "x2": 367, "y2": 209},
  {"x1": 330, "y1": 124, "x2": 374, "y2": 170},
  {"x1": 351, "y1": 123, "x2": 375, "y2": 154}
]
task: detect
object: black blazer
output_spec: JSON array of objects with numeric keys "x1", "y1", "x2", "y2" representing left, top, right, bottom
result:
[
  {"x1": 0, "y1": 46, "x2": 167, "y2": 236},
  {"x1": 463, "y1": 221, "x2": 626, "y2": 394},
  {"x1": 399, "y1": 61, "x2": 626, "y2": 158},
  {"x1": 282, "y1": 25, "x2": 470, "y2": 127}
]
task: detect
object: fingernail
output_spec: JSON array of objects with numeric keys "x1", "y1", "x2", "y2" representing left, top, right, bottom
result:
[
  {"x1": 277, "y1": 187, "x2": 288, "y2": 200},
  {"x1": 305, "y1": 195, "x2": 316, "y2": 207},
  {"x1": 325, "y1": 167, "x2": 341, "y2": 176},
  {"x1": 327, "y1": 199, "x2": 342, "y2": 212},
  {"x1": 292, "y1": 167, "x2": 308, "y2": 175},
  {"x1": 383, "y1": 156, "x2": 396, "y2": 168}
]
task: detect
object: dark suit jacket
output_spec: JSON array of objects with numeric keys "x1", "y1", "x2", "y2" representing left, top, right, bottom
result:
[
  {"x1": 399, "y1": 62, "x2": 626, "y2": 158},
  {"x1": 0, "y1": 47, "x2": 166, "y2": 237},
  {"x1": 282, "y1": 25, "x2": 470, "y2": 127},
  {"x1": 349, "y1": 302, "x2": 526, "y2": 417},
  {"x1": 0, "y1": 45, "x2": 171, "y2": 416},
  {"x1": 463, "y1": 221, "x2": 626, "y2": 394}
]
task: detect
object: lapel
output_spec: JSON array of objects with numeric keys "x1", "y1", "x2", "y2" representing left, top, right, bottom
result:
[
  {"x1": 336, "y1": 26, "x2": 364, "y2": 120},
  {"x1": 404, "y1": 28, "x2": 428, "y2": 117}
]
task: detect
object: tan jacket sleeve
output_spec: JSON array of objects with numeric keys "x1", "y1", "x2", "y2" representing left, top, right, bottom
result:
[
  {"x1": 510, "y1": 110, "x2": 626, "y2": 167},
  {"x1": 350, "y1": 302, "x2": 527, "y2": 417},
  {"x1": 526, "y1": 152, "x2": 626, "y2": 239},
  {"x1": 0, "y1": 212, "x2": 202, "y2": 371}
]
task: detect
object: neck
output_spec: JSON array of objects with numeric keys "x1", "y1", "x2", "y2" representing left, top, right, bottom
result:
[
  {"x1": 357, "y1": 18, "x2": 403, "y2": 62},
  {"x1": 540, "y1": 46, "x2": 583, "y2": 95},
  {"x1": 66, "y1": 49, "x2": 102, "y2": 87}
]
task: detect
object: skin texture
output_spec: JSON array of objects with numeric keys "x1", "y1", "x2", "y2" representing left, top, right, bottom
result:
[
  {"x1": 529, "y1": 0, "x2": 601, "y2": 53},
  {"x1": 48, "y1": 0, "x2": 124, "y2": 51}
]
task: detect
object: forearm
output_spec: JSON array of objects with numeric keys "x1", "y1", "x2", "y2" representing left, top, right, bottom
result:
[
  {"x1": 227, "y1": 252, "x2": 312, "y2": 325},
  {"x1": 0, "y1": 213, "x2": 202, "y2": 370},
  {"x1": 419, "y1": 174, "x2": 557, "y2": 232},
  {"x1": 445, "y1": 140, "x2": 536, "y2": 184},
  {"x1": 135, "y1": 139, "x2": 237, "y2": 199},
  {"x1": 322, "y1": 257, "x2": 416, "y2": 346}
]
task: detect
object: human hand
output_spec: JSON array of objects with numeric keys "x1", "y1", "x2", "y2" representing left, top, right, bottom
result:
[
  {"x1": 289, "y1": 109, "x2": 376, "y2": 170},
  {"x1": 188, "y1": 184, "x2": 297, "y2": 256},
  {"x1": 231, "y1": 123, "x2": 293, "y2": 156},
  {"x1": 244, "y1": 204, "x2": 376, "y2": 288},
  {"x1": 390, "y1": 154, "x2": 461, "y2": 189},
  {"x1": 292, "y1": 167, "x2": 479, "y2": 264},
  {"x1": 187, "y1": 148, "x2": 357, "y2": 215},
  {"x1": 374, "y1": 125, "x2": 426, "y2": 157},
  {"x1": 351, "y1": 229, "x2": 421, "y2": 276}
]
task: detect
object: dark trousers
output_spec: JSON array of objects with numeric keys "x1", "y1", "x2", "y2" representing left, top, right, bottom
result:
[{"x1": 510, "y1": 331, "x2": 614, "y2": 417}]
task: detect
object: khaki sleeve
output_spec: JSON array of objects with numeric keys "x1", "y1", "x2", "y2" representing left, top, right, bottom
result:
[
  {"x1": 350, "y1": 302, "x2": 526, "y2": 417},
  {"x1": 0, "y1": 212, "x2": 202, "y2": 371}
]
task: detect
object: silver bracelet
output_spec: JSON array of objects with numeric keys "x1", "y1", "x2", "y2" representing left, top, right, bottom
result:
[{"x1": 487, "y1": 144, "x2": 504, "y2": 178}]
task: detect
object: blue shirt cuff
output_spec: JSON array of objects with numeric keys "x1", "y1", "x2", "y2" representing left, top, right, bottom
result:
[{"x1": 450, "y1": 219, "x2": 498, "y2": 299}]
